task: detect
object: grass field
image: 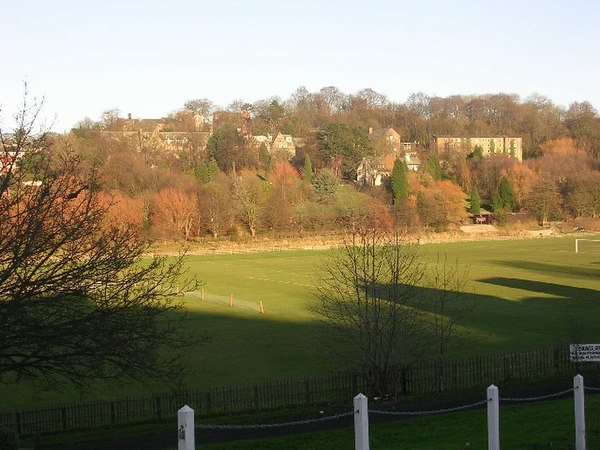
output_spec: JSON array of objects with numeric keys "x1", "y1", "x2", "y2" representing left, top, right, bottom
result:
[
  {"x1": 197, "y1": 394, "x2": 600, "y2": 450},
  {"x1": 2, "y1": 236, "x2": 600, "y2": 410},
  {"x1": 24, "y1": 393, "x2": 600, "y2": 449}
]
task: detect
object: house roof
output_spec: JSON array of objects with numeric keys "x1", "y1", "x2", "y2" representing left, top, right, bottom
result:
[
  {"x1": 368, "y1": 128, "x2": 399, "y2": 139},
  {"x1": 433, "y1": 135, "x2": 521, "y2": 139}
]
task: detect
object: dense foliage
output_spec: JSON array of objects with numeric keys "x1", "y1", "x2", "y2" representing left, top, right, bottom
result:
[{"x1": 61, "y1": 87, "x2": 600, "y2": 239}]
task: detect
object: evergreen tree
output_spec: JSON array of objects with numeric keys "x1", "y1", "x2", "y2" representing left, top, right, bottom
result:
[
  {"x1": 259, "y1": 142, "x2": 271, "y2": 174},
  {"x1": 390, "y1": 158, "x2": 409, "y2": 204},
  {"x1": 195, "y1": 158, "x2": 220, "y2": 183},
  {"x1": 304, "y1": 154, "x2": 313, "y2": 183},
  {"x1": 470, "y1": 186, "x2": 481, "y2": 215},
  {"x1": 425, "y1": 153, "x2": 443, "y2": 180},
  {"x1": 313, "y1": 170, "x2": 338, "y2": 204},
  {"x1": 493, "y1": 176, "x2": 516, "y2": 212},
  {"x1": 470, "y1": 146, "x2": 484, "y2": 159}
]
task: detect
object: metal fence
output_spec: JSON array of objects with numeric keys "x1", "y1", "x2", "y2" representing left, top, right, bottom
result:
[{"x1": 1, "y1": 346, "x2": 598, "y2": 437}]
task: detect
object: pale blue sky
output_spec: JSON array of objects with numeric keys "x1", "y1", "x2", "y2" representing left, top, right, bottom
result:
[{"x1": 1, "y1": 0, "x2": 599, "y2": 131}]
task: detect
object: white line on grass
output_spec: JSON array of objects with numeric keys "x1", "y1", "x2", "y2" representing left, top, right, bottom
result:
[{"x1": 246, "y1": 276, "x2": 313, "y2": 288}]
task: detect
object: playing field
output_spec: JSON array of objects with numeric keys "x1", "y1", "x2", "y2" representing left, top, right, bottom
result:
[{"x1": 2, "y1": 236, "x2": 599, "y2": 409}]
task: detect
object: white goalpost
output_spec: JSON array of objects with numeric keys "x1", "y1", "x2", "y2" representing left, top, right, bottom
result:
[{"x1": 575, "y1": 238, "x2": 600, "y2": 253}]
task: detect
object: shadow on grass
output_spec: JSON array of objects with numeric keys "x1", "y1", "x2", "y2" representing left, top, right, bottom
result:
[
  {"x1": 477, "y1": 276, "x2": 600, "y2": 300},
  {"x1": 489, "y1": 259, "x2": 600, "y2": 279},
  {"x1": 368, "y1": 273, "x2": 600, "y2": 358}
]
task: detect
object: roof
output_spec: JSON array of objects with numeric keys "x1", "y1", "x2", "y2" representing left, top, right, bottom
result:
[
  {"x1": 368, "y1": 128, "x2": 400, "y2": 139},
  {"x1": 433, "y1": 135, "x2": 521, "y2": 139}
]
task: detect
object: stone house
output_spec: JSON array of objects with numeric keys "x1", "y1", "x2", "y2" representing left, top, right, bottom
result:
[
  {"x1": 356, "y1": 128, "x2": 421, "y2": 186},
  {"x1": 271, "y1": 133, "x2": 297, "y2": 159}
]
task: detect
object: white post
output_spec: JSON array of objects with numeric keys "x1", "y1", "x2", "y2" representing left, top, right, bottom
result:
[
  {"x1": 487, "y1": 385, "x2": 500, "y2": 450},
  {"x1": 178, "y1": 405, "x2": 195, "y2": 450},
  {"x1": 354, "y1": 393, "x2": 369, "y2": 450},
  {"x1": 576, "y1": 239, "x2": 579, "y2": 253},
  {"x1": 574, "y1": 374, "x2": 586, "y2": 450}
]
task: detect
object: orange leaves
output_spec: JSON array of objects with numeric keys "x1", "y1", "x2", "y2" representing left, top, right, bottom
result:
[
  {"x1": 151, "y1": 188, "x2": 198, "y2": 240},
  {"x1": 417, "y1": 180, "x2": 468, "y2": 229},
  {"x1": 98, "y1": 191, "x2": 146, "y2": 231}
]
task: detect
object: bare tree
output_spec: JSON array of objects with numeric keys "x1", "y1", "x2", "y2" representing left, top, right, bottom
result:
[
  {"x1": 313, "y1": 228, "x2": 472, "y2": 396},
  {"x1": 313, "y1": 229, "x2": 427, "y2": 396},
  {"x1": 183, "y1": 98, "x2": 215, "y2": 118},
  {"x1": 0, "y1": 96, "x2": 198, "y2": 386}
]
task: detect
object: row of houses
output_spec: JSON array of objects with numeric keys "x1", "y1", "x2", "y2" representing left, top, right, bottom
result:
[
  {"x1": 101, "y1": 112, "x2": 306, "y2": 162},
  {"x1": 99, "y1": 113, "x2": 523, "y2": 184}
]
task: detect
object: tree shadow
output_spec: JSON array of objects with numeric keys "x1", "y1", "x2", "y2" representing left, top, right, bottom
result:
[
  {"x1": 477, "y1": 276, "x2": 600, "y2": 300},
  {"x1": 489, "y1": 259, "x2": 600, "y2": 279},
  {"x1": 369, "y1": 274, "x2": 600, "y2": 359}
]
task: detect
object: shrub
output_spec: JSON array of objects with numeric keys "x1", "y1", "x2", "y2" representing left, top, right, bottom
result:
[{"x1": 0, "y1": 428, "x2": 18, "y2": 450}]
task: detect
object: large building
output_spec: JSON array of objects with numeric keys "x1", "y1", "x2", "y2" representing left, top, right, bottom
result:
[{"x1": 432, "y1": 135, "x2": 523, "y2": 161}]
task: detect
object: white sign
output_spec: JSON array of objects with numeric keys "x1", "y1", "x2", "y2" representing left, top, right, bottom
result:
[{"x1": 570, "y1": 344, "x2": 600, "y2": 362}]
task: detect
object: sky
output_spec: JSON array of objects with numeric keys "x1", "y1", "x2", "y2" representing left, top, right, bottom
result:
[{"x1": 1, "y1": 0, "x2": 599, "y2": 132}]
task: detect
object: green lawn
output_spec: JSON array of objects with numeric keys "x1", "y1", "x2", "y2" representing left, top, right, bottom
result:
[
  {"x1": 2, "y1": 236, "x2": 600, "y2": 409},
  {"x1": 199, "y1": 394, "x2": 600, "y2": 450}
]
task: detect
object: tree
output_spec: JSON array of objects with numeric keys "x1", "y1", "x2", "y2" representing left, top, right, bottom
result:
[
  {"x1": 195, "y1": 158, "x2": 220, "y2": 184},
  {"x1": 319, "y1": 86, "x2": 348, "y2": 115},
  {"x1": 470, "y1": 145, "x2": 484, "y2": 159},
  {"x1": 492, "y1": 176, "x2": 515, "y2": 212},
  {"x1": 313, "y1": 169, "x2": 338, "y2": 204},
  {"x1": 507, "y1": 164, "x2": 536, "y2": 211},
  {"x1": 335, "y1": 189, "x2": 392, "y2": 232},
  {"x1": 353, "y1": 88, "x2": 389, "y2": 109},
  {"x1": 253, "y1": 97, "x2": 285, "y2": 131},
  {"x1": 100, "y1": 108, "x2": 121, "y2": 129},
  {"x1": 183, "y1": 98, "x2": 215, "y2": 117},
  {"x1": 262, "y1": 162, "x2": 303, "y2": 231},
  {"x1": 313, "y1": 230, "x2": 469, "y2": 396},
  {"x1": 526, "y1": 179, "x2": 563, "y2": 224},
  {"x1": 424, "y1": 153, "x2": 443, "y2": 181},
  {"x1": 417, "y1": 181, "x2": 467, "y2": 230},
  {"x1": 198, "y1": 174, "x2": 233, "y2": 238},
  {"x1": 565, "y1": 101, "x2": 600, "y2": 159},
  {"x1": 317, "y1": 123, "x2": 370, "y2": 179},
  {"x1": 0, "y1": 100, "x2": 195, "y2": 384},
  {"x1": 98, "y1": 191, "x2": 147, "y2": 232},
  {"x1": 470, "y1": 186, "x2": 481, "y2": 215},
  {"x1": 151, "y1": 188, "x2": 198, "y2": 240},
  {"x1": 206, "y1": 124, "x2": 257, "y2": 173},
  {"x1": 259, "y1": 142, "x2": 271, "y2": 174},
  {"x1": 233, "y1": 171, "x2": 266, "y2": 236},
  {"x1": 390, "y1": 158, "x2": 409, "y2": 204},
  {"x1": 312, "y1": 230, "x2": 426, "y2": 396},
  {"x1": 303, "y1": 154, "x2": 313, "y2": 183}
]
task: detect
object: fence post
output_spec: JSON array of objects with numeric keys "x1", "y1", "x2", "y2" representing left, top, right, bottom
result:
[
  {"x1": 574, "y1": 374, "x2": 586, "y2": 450},
  {"x1": 487, "y1": 384, "x2": 499, "y2": 450},
  {"x1": 178, "y1": 405, "x2": 195, "y2": 450},
  {"x1": 354, "y1": 393, "x2": 369, "y2": 450}
]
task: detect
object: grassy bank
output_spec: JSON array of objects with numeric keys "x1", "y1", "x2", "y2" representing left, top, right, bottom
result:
[{"x1": 2, "y1": 237, "x2": 599, "y2": 409}]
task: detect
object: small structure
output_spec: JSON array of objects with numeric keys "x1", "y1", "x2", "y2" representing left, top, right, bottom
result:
[
  {"x1": 473, "y1": 214, "x2": 491, "y2": 224},
  {"x1": 177, "y1": 405, "x2": 195, "y2": 450}
]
